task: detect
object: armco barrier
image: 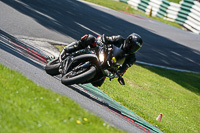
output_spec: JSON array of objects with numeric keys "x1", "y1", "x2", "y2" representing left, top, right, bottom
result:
[{"x1": 122, "y1": 0, "x2": 200, "y2": 34}]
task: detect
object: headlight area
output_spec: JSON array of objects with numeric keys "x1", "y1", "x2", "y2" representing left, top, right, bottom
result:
[{"x1": 99, "y1": 53, "x2": 104, "y2": 63}]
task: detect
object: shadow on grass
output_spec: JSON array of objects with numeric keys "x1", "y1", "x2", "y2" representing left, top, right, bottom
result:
[{"x1": 140, "y1": 64, "x2": 200, "y2": 95}]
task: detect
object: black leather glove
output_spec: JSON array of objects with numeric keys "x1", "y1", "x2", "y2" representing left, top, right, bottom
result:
[{"x1": 80, "y1": 34, "x2": 96, "y2": 48}]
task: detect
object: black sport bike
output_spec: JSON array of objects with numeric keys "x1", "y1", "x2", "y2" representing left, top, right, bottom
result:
[{"x1": 45, "y1": 43, "x2": 126, "y2": 86}]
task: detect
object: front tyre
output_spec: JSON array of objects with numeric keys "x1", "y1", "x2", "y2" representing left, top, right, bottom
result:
[
  {"x1": 61, "y1": 66, "x2": 96, "y2": 86},
  {"x1": 45, "y1": 58, "x2": 60, "y2": 76}
]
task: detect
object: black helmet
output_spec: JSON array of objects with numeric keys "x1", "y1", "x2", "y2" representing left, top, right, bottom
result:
[{"x1": 122, "y1": 33, "x2": 143, "y2": 54}]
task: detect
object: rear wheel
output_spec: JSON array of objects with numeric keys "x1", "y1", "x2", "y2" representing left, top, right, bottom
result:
[
  {"x1": 45, "y1": 58, "x2": 60, "y2": 76},
  {"x1": 61, "y1": 65, "x2": 96, "y2": 86}
]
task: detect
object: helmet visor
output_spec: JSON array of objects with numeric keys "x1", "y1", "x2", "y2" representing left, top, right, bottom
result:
[
  {"x1": 123, "y1": 37, "x2": 132, "y2": 51},
  {"x1": 130, "y1": 43, "x2": 141, "y2": 53},
  {"x1": 123, "y1": 39, "x2": 141, "y2": 54}
]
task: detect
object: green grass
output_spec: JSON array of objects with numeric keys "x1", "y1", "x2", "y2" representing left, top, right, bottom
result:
[
  {"x1": 84, "y1": 0, "x2": 182, "y2": 29},
  {"x1": 168, "y1": 0, "x2": 181, "y2": 3},
  {"x1": 54, "y1": 45, "x2": 65, "y2": 52},
  {"x1": 0, "y1": 64, "x2": 125, "y2": 133},
  {"x1": 100, "y1": 64, "x2": 200, "y2": 133}
]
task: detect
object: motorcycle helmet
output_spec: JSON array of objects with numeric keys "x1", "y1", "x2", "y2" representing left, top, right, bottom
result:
[{"x1": 122, "y1": 33, "x2": 143, "y2": 54}]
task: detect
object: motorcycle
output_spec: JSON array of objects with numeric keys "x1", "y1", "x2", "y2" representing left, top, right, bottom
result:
[{"x1": 45, "y1": 40, "x2": 126, "y2": 86}]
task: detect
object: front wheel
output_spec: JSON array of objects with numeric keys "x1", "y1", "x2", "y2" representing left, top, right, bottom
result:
[
  {"x1": 61, "y1": 66, "x2": 96, "y2": 86},
  {"x1": 45, "y1": 58, "x2": 60, "y2": 76}
]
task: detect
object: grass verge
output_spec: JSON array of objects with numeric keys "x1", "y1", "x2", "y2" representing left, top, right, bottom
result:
[
  {"x1": 84, "y1": 0, "x2": 182, "y2": 29},
  {"x1": 168, "y1": 0, "x2": 181, "y2": 3},
  {"x1": 0, "y1": 64, "x2": 124, "y2": 133},
  {"x1": 100, "y1": 64, "x2": 200, "y2": 133}
]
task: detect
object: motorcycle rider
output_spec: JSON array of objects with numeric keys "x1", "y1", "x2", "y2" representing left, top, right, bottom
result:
[{"x1": 59, "y1": 33, "x2": 143, "y2": 87}]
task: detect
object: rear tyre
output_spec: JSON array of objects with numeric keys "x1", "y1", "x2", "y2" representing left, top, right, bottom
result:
[
  {"x1": 45, "y1": 58, "x2": 60, "y2": 76},
  {"x1": 61, "y1": 66, "x2": 96, "y2": 86}
]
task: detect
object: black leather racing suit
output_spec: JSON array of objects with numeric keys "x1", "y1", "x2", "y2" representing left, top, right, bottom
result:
[{"x1": 59, "y1": 34, "x2": 136, "y2": 87}]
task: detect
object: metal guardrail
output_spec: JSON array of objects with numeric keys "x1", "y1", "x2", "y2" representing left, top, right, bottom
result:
[{"x1": 120, "y1": 0, "x2": 200, "y2": 34}]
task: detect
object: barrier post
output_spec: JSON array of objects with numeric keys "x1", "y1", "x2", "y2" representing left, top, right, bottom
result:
[{"x1": 148, "y1": 6, "x2": 153, "y2": 17}]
